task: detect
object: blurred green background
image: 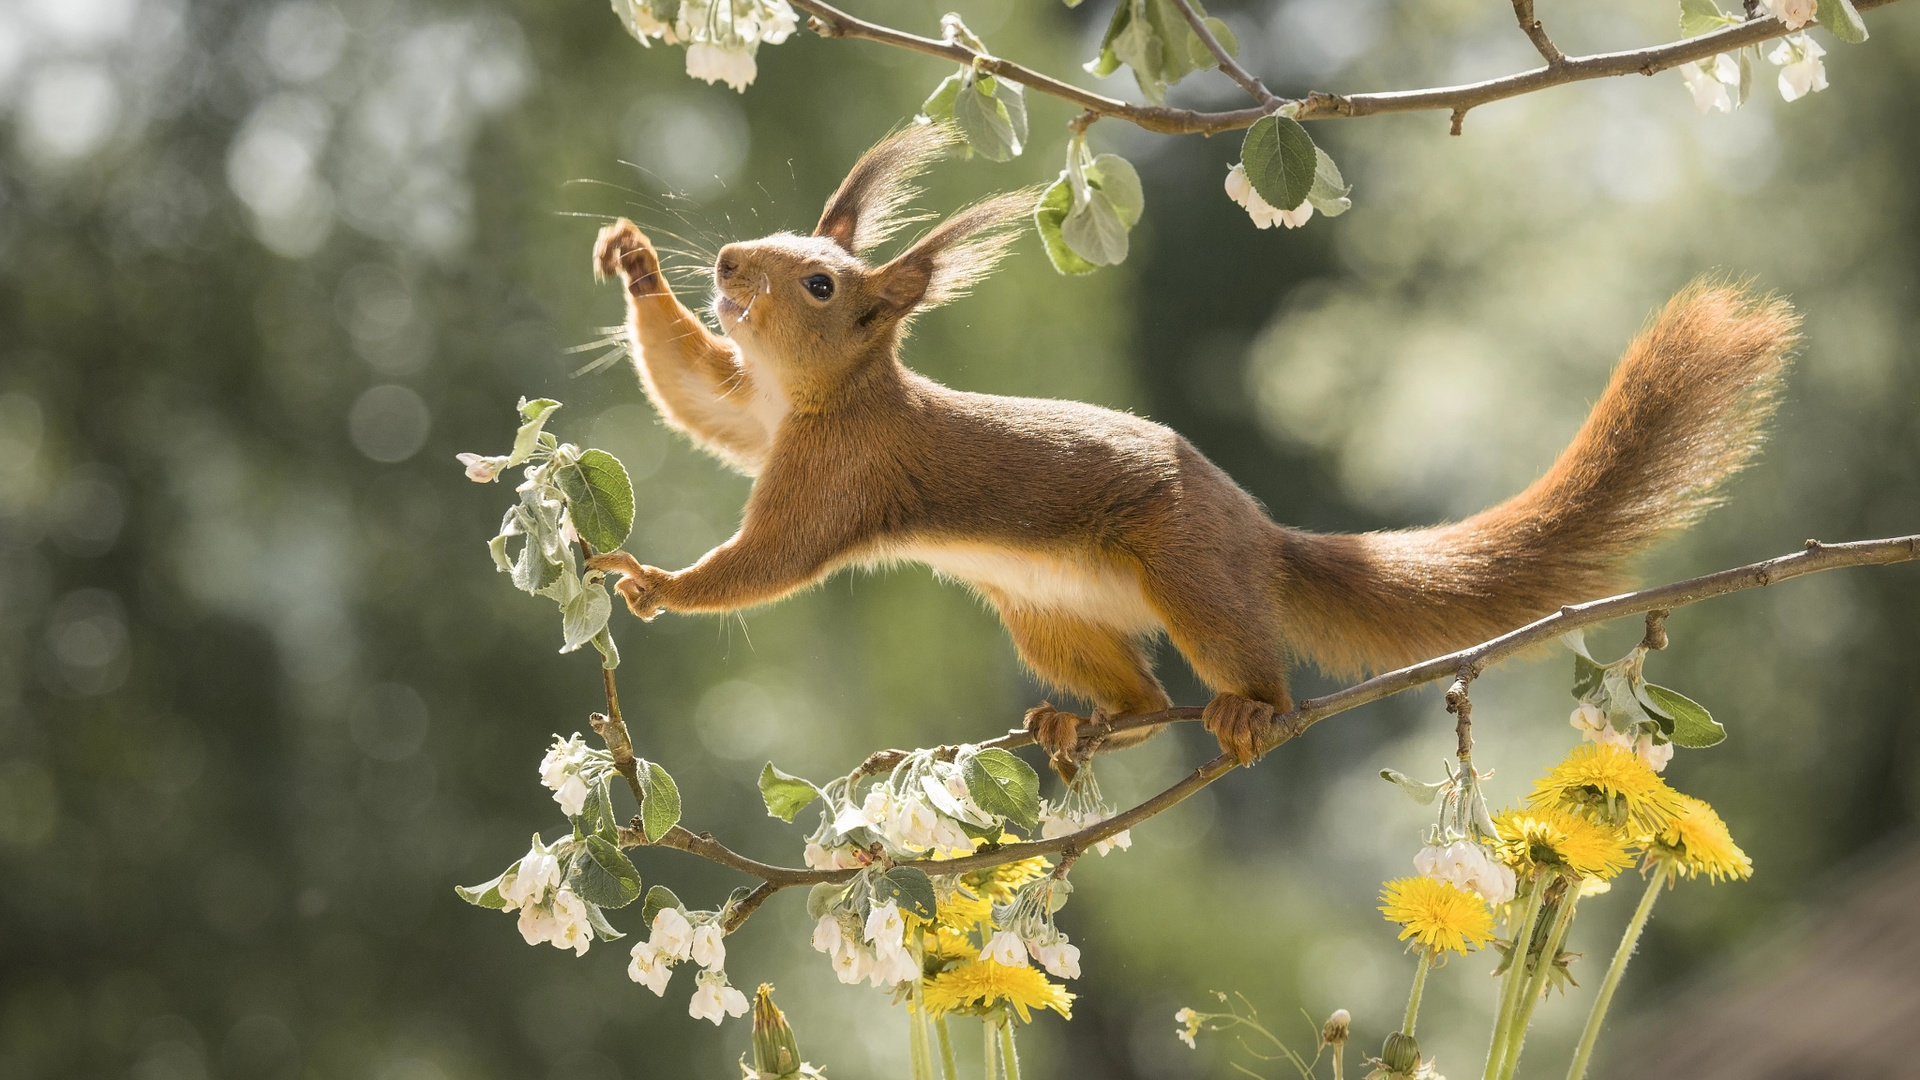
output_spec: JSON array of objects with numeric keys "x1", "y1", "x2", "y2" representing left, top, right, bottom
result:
[{"x1": 2, "y1": 0, "x2": 1917, "y2": 1077}]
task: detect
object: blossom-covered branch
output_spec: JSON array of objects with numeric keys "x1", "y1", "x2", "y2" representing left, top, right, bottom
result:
[
  {"x1": 622, "y1": 534, "x2": 1920, "y2": 921},
  {"x1": 788, "y1": 0, "x2": 1905, "y2": 135}
]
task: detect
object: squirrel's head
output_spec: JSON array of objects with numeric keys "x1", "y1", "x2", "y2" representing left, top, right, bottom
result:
[{"x1": 711, "y1": 124, "x2": 1031, "y2": 403}]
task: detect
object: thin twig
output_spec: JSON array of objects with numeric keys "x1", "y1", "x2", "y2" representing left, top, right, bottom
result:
[
  {"x1": 786, "y1": 0, "x2": 1904, "y2": 135},
  {"x1": 1445, "y1": 670, "x2": 1475, "y2": 759},
  {"x1": 1510, "y1": 0, "x2": 1566, "y2": 67},
  {"x1": 1168, "y1": 0, "x2": 1284, "y2": 109},
  {"x1": 617, "y1": 534, "x2": 1920, "y2": 928}
]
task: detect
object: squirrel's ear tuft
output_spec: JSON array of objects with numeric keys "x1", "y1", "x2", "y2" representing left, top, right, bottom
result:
[
  {"x1": 815, "y1": 124, "x2": 957, "y2": 255},
  {"x1": 872, "y1": 188, "x2": 1036, "y2": 317}
]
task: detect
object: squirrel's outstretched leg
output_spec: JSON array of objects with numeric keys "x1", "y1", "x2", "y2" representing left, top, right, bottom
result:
[
  {"x1": 593, "y1": 219, "x2": 772, "y2": 471},
  {"x1": 993, "y1": 603, "x2": 1171, "y2": 774},
  {"x1": 1145, "y1": 574, "x2": 1293, "y2": 767}
]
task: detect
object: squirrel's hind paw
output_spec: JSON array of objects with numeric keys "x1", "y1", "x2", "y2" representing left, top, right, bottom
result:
[
  {"x1": 1023, "y1": 703, "x2": 1087, "y2": 780},
  {"x1": 1202, "y1": 693, "x2": 1278, "y2": 767}
]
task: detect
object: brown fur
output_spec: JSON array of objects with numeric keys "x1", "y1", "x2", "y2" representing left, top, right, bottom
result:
[{"x1": 588, "y1": 128, "x2": 1799, "y2": 766}]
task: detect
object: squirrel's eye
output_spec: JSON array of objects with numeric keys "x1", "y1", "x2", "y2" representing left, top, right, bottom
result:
[{"x1": 802, "y1": 274, "x2": 834, "y2": 301}]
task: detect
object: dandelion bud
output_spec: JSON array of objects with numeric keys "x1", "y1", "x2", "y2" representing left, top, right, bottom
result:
[
  {"x1": 750, "y1": 984, "x2": 805, "y2": 1078},
  {"x1": 1381, "y1": 1032, "x2": 1422, "y2": 1076},
  {"x1": 1321, "y1": 1008, "x2": 1351, "y2": 1048}
]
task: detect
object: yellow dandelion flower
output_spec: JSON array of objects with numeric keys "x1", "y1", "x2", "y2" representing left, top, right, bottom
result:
[
  {"x1": 964, "y1": 856, "x2": 1049, "y2": 906},
  {"x1": 921, "y1": 960, "x2": 1074, "y2": 1022},
  {"x1": 1529, "y1": 743, "x2": 1686, "y2": 834},
  {"x1": 1493, "y1": 806, "x2": 1636, "y2": 881},
  {"x1": 1378, "y1": 876, "x2": 1496, "y2": 954},
  {"x1": 924, "y1": 923, "x2": 978, "y2": 964},
  {"x1": 937, "y1": 888, "x2": 993, "y2": 930},
  {"x1": 1648, "y1": 795, "x2": 1752, "y2": 882}
]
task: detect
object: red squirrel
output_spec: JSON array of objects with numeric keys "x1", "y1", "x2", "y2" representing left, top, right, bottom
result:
[{"x1": 585, "y1": 125, "x2": 1796, "y2": 767}]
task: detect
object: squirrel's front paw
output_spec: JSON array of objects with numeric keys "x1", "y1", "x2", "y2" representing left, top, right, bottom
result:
[
  {"x1": 587, "y1": 551, "x2": 669, "y2": 621},
  {"x1": 592, "y1": 218, "x2": 664, "y2": 295},
  {"x1": 1202, "y1": 692, "x2": 1278, "y2": 767}
]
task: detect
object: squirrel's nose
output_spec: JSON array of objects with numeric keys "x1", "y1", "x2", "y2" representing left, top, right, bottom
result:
[{"x1": 716, "y1": 249, "x2": 739, "y2": 281}]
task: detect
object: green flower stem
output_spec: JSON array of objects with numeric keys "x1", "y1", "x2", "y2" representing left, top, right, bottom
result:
[
  {"x1": 983, "y1": 1016, "x2": 1000, "y2": 1080},
  {"x1": 909, "y1": 1005, "x2": 933, "y2": 1080},
  {"x1": 1483, "y1": 871, "x2": 1551, "y2": 1080},
  {"x1": 1565, "y1": 864, "x2": 1668, "y2": 1080},
  {"x1": 1500, "y1": 887, "x2": 1582, "y2": 1080},
  {"x1": 1405, "y1": 949, "x2": 1434, "y2": 1036},
  {"x1": 999, "y1": 1011, "x2": 1023, "y2": 1080},
  {"x1": 936, "y1": 1014, "x2": 959, "y2": 1080}
]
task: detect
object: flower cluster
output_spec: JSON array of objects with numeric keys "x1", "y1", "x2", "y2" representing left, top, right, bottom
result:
[
  {"x1": 1413, "y1": 838, "x2": 1516, "y2": 905},
  {"x1": 810, "y1": 899, "x2": 923, "y2": 987},
  {"x1": 540, "y1": 733, "x2": 609, "y2": 817},
  {"x1": 1567, "y1": 704, "x2": 1673, "y2": 773},
  {"x1": 1224, "y1": 163, "x2": 1313, "y2": 230},
  {"x1": 920, "y1": 862, "x2": 1077, "y2": 1022},
  {"x1": 612, "y1": 0, "x2": 799, "y2": 92},
  {"x1": 630, "y1": 904, "x2": 752, "y2": 1023},
  {"x1": 1038, "y1": 765, "x2": 1131, "y2": 856},
  {"x1": 497, "y1": 835, "x2": 598, "y2": 955}
]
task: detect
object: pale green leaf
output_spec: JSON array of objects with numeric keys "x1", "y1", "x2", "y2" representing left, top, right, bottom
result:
[
  {"x1": 1034, "y1": 176, "x2": 1100, "y2": 276},
  {"x1": 640, "y1": 760, "x2": 681, "y2": 842},
  {"x1": 641, "y1": 885, "x2": 682, "y2": 927},
  {"x1": 455, "y1": 863, "x2": 514, "y2": 909},
  {"x1": 1816, "y1": 0, "x2": 1868, "y2": 42},
  {"x1": 1306, "y1": 147, "x2": 1351, "y2": 217},
  {"x1": 508, "y1": 398, "x2": 561, "y2": 467},
  {"x1": 1062, "y1": 190, "x2": 1130, "y2": 266},
  {"x1": 1088, "y1": 153, "x2": 1144, "y2": 226},
  {"x1": 759, "y1": 763, "x2": 821, "y2": 822},
  {"x1": 559, "y1": 577, "x2": 612, "y2": 653},
  {"x1": 1641, "y1": 683, "x2": 1726, "y2": 748},
  {"x1": 1380, "y1": 769, "x2": 1445, "y2": 805}
]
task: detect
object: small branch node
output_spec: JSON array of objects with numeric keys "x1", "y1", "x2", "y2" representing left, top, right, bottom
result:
[
  {"x1": 1805, "y1": 538, "x2": 1824, "y2": 552},
  {"x1": 1640, "y1": 610, "x2": 1671, "y2": 652},
  {"x1": 1449, "y1": 107, "x2": 1467, "y2": 136}
]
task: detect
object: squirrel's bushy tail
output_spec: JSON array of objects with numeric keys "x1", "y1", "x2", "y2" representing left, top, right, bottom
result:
[{"x1": 1276, "y1": 281, "x2": 1799, "y2": 676}]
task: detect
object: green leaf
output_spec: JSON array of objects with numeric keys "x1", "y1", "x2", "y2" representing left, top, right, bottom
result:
[
  {"x1": 640, "y1": 760, "x2": 681, "y2": 843},
  {"x1": 554, "y1": 448, "x2": 634, "y2": 555},
  {"x1": 1088, "y1": 154, "x2": 1144, "y2": 226},
  {"x1": 1641, "y1": 683, "x2": 1726, "y2": 748},
  {"x1": 581, "y1": 899, "x2": 625, "y2": 941},
  {"x1": 1816, "y1": 0, "x2": 1869, "y2": 42},
  {"x1": 509, "y1": 397, "x2": 561, "y2": 467},
  {"x1": 1679, "y1": 0, "x2": 1722, "y2": 36},
  {"x1": 641, "y1": 885, "x2": 683, "y2": 928},
  {"x1": 1306, "y1": 147, "x2": 1351, "y2": 217},
  {"x1": 1034, "y1": 176, "x2": 1100, "y2": 276},
  {"x1": 962, "y1": 748, "x2": 1041, "y2": 831},
  {"x1": 487, "y1": 533, "x2": 512, "y2": 572},
  {"x1": 919, "y1": 72, "x2": 963, "y2": 123},
  {"x1": 1602, "y1": 667, "x2": 1654, "y2": 733},
  {"x1": 1062, "y1": 190, "x2": 1131, "y2": 266},
  {"x1": 455, "y1": 864, "x2": 514, "y2": 909},
  {"x1": 952, "y1": 74, "x2": 1027, "y2": 162},
  {"x1": 1380, "y1": 769, "x2": 1445, "y2": 805},
  {"x1": 591, "y1": 625, "x2": 620, "y2": 670},
  {"x1": 1203, "y1": 16, "x2": 1237, "y2": 58},
  {"x1": 806, "y1": 881, "x2": 850, "y2": 919},
  {"x1": 1240, "y1": 115, "x2": 1317, "y2": 216},
  {"x1": 559, "y1": 576, "x2": 612, "y2": 654},
  {"x1": 874, "y1": 866, "x2": 938, "y2": 920},
  {"x1": 572, "y1": 835, "x2": 644, "y2": 908},
  {"x1": 759, "y1": 763, "x2": 821, "y2": 823},
  {"x1": 1571, "y1": 652, "x2": 1607, "y2": 702},
  {"x1": 1088, "y1": 0, "x2": 1214, "y2": 104}
]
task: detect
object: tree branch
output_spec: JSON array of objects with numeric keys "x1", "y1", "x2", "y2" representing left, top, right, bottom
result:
[
  {"x1": 620, "y1": 534, "x2": 1920, "y2": 927},
  {"x1": 787, "y1": 0, "x2": 1905, "y2": 134}
]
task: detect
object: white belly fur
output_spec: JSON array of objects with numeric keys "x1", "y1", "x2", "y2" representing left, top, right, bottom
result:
[{"x1": 867, "y1": 541, "x2": 1163, "y2": 634}]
